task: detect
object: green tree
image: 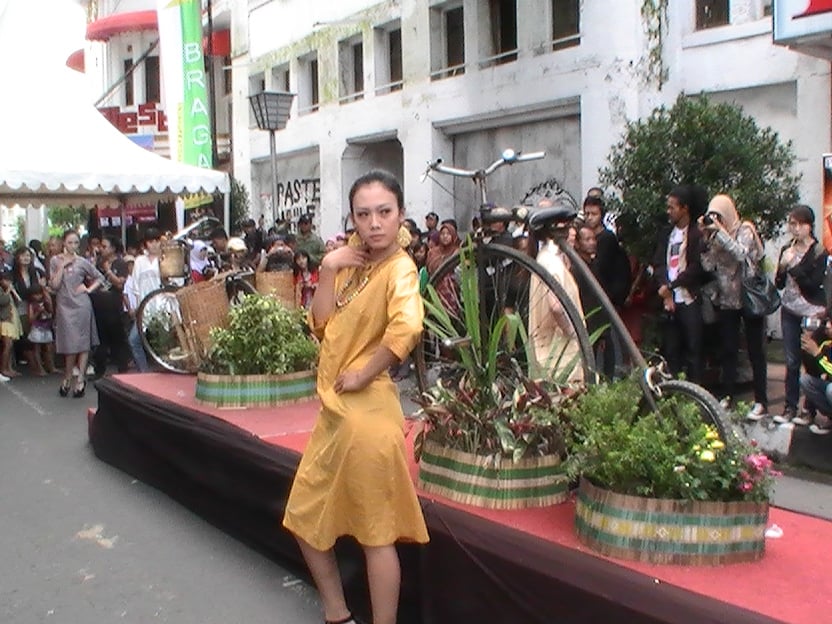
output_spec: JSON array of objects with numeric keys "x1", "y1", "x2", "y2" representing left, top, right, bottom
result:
[
  {"x1": 47, "y1": 205, "x2": 88, "y2": 238},
  {"x1": 229, "y1": 176, "x2": 251, "y2": 234},
  {"x1": 599, "y1": 94, "x2": 800, "y2": 260}
]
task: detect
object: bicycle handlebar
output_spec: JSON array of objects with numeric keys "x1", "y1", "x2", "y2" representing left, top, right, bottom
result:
[{"x1": 424, "y1": 149, "x2": 545, "y2": 180}]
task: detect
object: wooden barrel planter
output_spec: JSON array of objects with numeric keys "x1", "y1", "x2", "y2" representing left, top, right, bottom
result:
[
  {"x1": 195, "y1": 370, "x2": 316, "y2": 408},
  {"x1": 574, "y1": 479, "x2": 769, "y2": 565},
  {"x1": 418, "y1": 439, "x2": 568, "y2": 510}
]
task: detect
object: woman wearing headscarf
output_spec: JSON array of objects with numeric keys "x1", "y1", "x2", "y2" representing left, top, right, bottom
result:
[
  {"x1": 700, "y1": 194, "x2": 767, "y2": 415},
  {"x1": 190, "y1": 240, "x2": 212, "y2": 283},
  {"x1": 426, "y1": 221, "x2": 461, "y2": 311}
]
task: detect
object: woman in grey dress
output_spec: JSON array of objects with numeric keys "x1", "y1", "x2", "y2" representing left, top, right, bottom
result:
[{"x1": 50, "y1": 230, "x2": 105, "y2": 397}]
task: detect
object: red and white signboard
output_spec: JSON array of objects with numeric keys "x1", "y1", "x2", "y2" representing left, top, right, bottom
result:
[{"x1": 773, "y1": 0, "x2": 832, "y2": 44}]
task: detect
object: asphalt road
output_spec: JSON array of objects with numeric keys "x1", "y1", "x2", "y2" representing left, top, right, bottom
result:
[{"x1": 0, "y1": 374, "x2": 321, "y2": 624}]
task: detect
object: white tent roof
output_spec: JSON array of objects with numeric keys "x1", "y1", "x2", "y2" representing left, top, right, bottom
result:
[{"x1": 0, "y1": 0, "x2": 229, "y2": 207}]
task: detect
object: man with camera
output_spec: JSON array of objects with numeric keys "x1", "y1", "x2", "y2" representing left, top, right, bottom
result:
[{"x1": 799, "y1": 316, "x2": 832, "y2": 434}]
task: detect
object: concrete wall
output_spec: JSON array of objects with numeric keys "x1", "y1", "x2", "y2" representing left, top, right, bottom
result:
[{"x1": 233, "y1": 0, "x2": 829, "y2": 241}]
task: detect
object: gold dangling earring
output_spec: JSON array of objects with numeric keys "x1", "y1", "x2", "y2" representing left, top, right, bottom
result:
[{"x1": 397, "y1": 226, "x2": 412, "y2": 248}]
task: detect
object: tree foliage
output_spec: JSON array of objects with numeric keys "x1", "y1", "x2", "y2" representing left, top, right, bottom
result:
[
  {"x1": 599, "y1": 94, "x2": 800, "y2": 260},
  {"x1": 47, "y1": 205, "x2": 87, "y2": 237},
  {"x1": 229, "y1": 175, "x2": 251, "y2": 234}
]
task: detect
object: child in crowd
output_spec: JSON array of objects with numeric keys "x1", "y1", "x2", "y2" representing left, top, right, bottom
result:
[
  {"x1": 293, "y1": 249, "x2": 319, "y2": 309},
  {"x1": 0, "y1": 271, "x2": 23, "y2": 379},
  {"x1": 26, "y1": 284, "x2": 54, "y2": 376}
]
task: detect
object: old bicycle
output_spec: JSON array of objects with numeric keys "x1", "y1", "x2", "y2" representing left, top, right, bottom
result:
[
  {"x1": 134, "y1": 217, "x2": 257, "y2": 374},
  {"x1": 416, "y1": 149, "x2": 729, "y2": 438}
]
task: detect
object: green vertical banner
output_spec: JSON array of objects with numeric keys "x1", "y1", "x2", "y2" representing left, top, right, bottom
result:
[{"x1": 157, "y1": 0, "x2": 213, "y2": 167}]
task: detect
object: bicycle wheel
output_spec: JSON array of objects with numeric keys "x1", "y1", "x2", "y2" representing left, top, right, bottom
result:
[
  {"x1": 136, "y1": 286, "x2": 200, "y2": 374},
  {"x1": 644, "y1": 379, "x2": 730, "y2": 441},
  {"x1": 413, "y1": 243, "x2": 596, "y2": 394}
]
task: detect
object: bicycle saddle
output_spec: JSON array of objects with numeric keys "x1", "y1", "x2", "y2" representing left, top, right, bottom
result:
[{"x1": 527, "y1": 204, "x2": 577, "y2": 231}]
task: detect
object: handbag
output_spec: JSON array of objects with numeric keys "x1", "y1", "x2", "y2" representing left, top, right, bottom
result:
[{"x1": 741, "y1": 258, "x2": 780, "y2": 317}]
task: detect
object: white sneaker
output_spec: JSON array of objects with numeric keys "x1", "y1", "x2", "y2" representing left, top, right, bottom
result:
[
  {"x1": 746, "y1": 403, "x2": 767, "y2": 421},
  {"x1": 85, "y1": 365, "x2": 95, "y2": 376},
  {"x1": 809, "y1": 423, "x2": 832, "y2": 435},
  {"x1": 0, "y1": 373, "x2": 9, "y2": 382},
  {"x1": 792, "y1": 411, "x2": 814, "y2": 426}
]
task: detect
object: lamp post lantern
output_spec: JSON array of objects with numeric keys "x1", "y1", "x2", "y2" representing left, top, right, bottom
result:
[{"x1": 248, "y1": 91, "x2": 295, "y2": 225}]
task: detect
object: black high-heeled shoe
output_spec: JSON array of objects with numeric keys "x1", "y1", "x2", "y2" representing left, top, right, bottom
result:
[
  {"x1": 59, "y1": 379, "x2": 71, "y2": 397},
  {"x1": 72, "y1": 379, "x2": 86, "y2": 398}
]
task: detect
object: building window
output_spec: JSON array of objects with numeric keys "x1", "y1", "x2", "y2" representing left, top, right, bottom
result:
[
  {"x1": 696, "y1": 0, "x2": 730, "y2": 30},
  {"x1": 223, "y1": 56, "x2": 232, "y2": 95},
  {"x1": 430, "y1": 3, "x2": 465, "y2": 80},
  {"x1": 271, "y1": 63, "x2": 290, "y2": 92},
  {"x1": 389, "y1": 28, "x2": 402, "y2": 91},
  {"x1": 482, "y1": 0, "x2": 517, "y2": 67},
  {"x1": 297, "y1": 53, "x2": 318, "y2": 115},
  {"x1": 552, "y1": 0, "x2": 580, "y2": 50},
  {"x1": 145, "y1": 55, "x2": 160, "y2": 103},
  {"x1": 374, "y1": 22, "x2": 403, "y2": 95},
  {"x1": 123, "y1": 59, "x2": 134, "y2": 106},
  {"x1": 338, "y1": 36, "x2": 364, "y2": 104}
]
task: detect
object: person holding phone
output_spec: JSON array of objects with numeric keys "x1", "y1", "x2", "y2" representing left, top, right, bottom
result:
[
  {"x1": 699, "y1": 194, "x2": 767, "y2": 415},
  {"x1": 774, "y1": 205, "x2": 827, "y2": 424}
]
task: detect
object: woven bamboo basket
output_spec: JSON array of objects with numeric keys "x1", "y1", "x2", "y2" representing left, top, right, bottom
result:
[
  {"x1": 160, "y1": 241, "x2": 189, "y2": 279},
  {"x1": 176, "y1": 279, "x2": 230, "y2": 359},
  {"x1": 256, "y1": 271, "x2": 297, "y2": 309},
  {"x1": 574, "y1": 478, "x2": 769, "y2": 565},
  {"x1": 418, "y1": 438, "x2": 568, "y2": 510},
  {"x1": 195, "y1": 370, "x2": 316, "y2": 408}
]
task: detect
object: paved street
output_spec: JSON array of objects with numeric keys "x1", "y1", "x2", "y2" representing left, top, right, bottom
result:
[
  {"x1": 2, "y1": 371, "x2": 832, "y2": 623},
  {"x1": 0, "y1": 374, "x2": 321, "y2": 624}
]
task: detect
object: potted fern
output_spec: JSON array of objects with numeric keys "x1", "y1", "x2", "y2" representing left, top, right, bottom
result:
[{"x1": 195, "y1": 293, "x2": 319, "y2": 408}]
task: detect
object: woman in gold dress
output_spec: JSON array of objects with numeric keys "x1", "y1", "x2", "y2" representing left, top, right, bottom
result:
[{"x1": 283, "y1": 171, "x2": 428, "y2": 624}]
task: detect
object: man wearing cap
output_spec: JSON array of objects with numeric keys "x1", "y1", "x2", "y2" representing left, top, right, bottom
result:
[{"x1": 295, "y1": 214, "x2": 325, "y2": 265}]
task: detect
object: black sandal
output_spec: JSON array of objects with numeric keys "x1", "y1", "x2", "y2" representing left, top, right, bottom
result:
[
  {"x1": 72, "y1": 379, "x2": 86, "y2": 398},
  {"x1": 325, "y1": 615, "x2": 355, "y2": 624},
  {"x1": 59, "y1": 379, "x2": 71, "y2": 397}
]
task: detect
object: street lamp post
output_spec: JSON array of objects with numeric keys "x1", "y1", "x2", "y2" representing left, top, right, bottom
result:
[{"x1": 248, "y1": 91, "x2": 295, "y2": 225}]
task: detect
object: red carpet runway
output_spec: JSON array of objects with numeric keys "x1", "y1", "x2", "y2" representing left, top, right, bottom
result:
[{"x1": 89, "y1": 373, "x2": 832, "y2": 624}]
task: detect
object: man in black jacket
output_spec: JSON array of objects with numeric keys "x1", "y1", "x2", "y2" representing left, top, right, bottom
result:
[{"x1": 651, "y1": 184, "x2": 708, "y2": 383}]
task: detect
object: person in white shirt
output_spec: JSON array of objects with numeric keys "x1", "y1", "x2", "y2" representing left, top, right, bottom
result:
[{"x1": 127, "y1": 228, "x2": 162, "y2": 372}]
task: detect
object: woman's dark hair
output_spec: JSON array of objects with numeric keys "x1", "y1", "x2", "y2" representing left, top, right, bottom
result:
[
  {"x1": 0, "y1": 271, "x2": 11, "y2": 282},
  {"x1": 103, "y1": 235, "x2": 123, "y2": 255},
  {"x1": 143, "y1": 227, "x2": 162, "y2": 243},
  {"x1": 27, "y1": 283, "x2": 45, "y2": 298},
  {"x1": 789, "y1": 204, "x2": 815, "y2": 226},
  {"x1": 293, "y1": 249, "x2": 316, "y2": 273},
  {"x1": 62, "y1": 229, "x2": 79, "y2": 242},
  {"x1": 348, "y1": 170, "x2": 404, "y2": 213}
]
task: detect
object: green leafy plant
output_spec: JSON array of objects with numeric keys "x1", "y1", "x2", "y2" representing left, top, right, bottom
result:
[
  {"x1": 416, "y1": 241, "x2": 581, "y2": 462},
  {"x1": 566, "y1": 376, "x2": 780, "y2": 502},
  {"x1": 201, "y1": 294, "x2": 318, "y2": 376},
  {"x1": 600, "y1": 94, "x2": 800, "y2": 261}
]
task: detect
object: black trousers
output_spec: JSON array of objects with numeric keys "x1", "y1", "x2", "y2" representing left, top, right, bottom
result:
[
  {"x1": 661, "y1": 300, "x2": 703, "y2": 384},
  {"x1": 717, "y1": 307, "x2": 768, "y2": 406},
  {"x1": 92, "y1": 299, "x2": 130, "y2": 376}
]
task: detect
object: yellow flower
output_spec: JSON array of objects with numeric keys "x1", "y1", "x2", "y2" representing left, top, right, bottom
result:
[
  {"x1": 693, "y1": 444, "x2": 701, "y2": 451},
  {"x1": 710, "y1": 440, "x2": 725, "y2": 450},
  {"x1": 705, "y1": 429, "x2": 719, "y2": 440},
  {"x1": 700, "y1": 450, "x2": 716, "y2": 462}
]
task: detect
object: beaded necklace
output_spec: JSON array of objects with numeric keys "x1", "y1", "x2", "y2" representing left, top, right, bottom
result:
[{"x1": 335, "y1": 265, "x2": 374, "y2": 309}]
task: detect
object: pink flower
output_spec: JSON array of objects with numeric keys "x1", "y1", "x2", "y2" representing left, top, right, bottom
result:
[{"x1": 739, "y1": 482, "x2": 754, "y2": 493}]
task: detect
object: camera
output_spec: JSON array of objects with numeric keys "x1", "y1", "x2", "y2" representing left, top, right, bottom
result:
[
  {"x1": 702, "y1": 213, "x2": 716, "y2": 226},
  {"x1": 802, "y1": 317, "x2": 823, "y2": 331}
]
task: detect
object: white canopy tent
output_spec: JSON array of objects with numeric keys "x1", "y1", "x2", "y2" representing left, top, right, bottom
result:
[{"x1": 0, "y1": 0, "x2": 229, "y2": 232}]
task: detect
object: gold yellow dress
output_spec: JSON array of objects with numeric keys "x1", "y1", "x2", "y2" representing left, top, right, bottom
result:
[{"x1": 283, "y1": 249, "x2": 429, "y2": 550}]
